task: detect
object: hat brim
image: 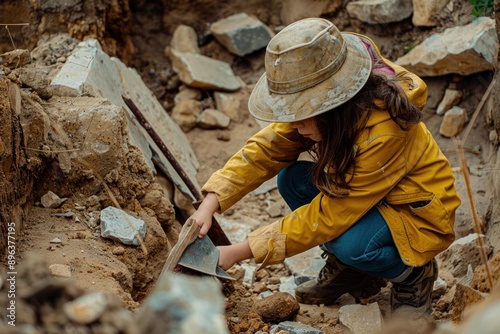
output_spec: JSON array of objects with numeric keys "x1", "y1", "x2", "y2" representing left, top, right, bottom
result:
[{"x1": 248, "y1": 33, "x2": 372, "y2": 123}]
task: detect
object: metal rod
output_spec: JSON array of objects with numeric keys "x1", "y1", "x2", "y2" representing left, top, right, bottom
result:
[{"x1": 122, "y1": 95, "x2": 230, "y2": 245}]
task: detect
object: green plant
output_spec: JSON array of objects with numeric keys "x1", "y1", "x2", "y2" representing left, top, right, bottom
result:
[{"x1": 468, "y1": 0, "x2": 494, "y2": 18}]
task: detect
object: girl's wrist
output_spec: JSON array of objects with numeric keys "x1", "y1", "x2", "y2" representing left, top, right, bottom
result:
[{"x1": 200, "y1": 192, "x2": 220, "y2": 214}]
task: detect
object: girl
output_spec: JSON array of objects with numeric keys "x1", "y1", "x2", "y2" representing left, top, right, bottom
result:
[{"x1": 188, "y1": 18, "x2": 460, "y2": 319}]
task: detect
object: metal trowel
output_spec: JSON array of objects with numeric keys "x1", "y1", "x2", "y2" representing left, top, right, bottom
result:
[{"x1": 178, "y1": 233, "x2": 235, "y2": 281}]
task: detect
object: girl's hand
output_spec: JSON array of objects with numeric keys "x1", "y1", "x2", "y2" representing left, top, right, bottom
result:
[
  {"x1": 217, "y1": 240, "x2": 253, "y2": 270},
  {"x1": 187, "y1": 193, "x2": 220, "y2": 238}
]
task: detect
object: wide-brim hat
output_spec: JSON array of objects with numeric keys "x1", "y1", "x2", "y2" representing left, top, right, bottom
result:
[{"x1": 248, "y1": 18, "x2": 372, "y2": 122}]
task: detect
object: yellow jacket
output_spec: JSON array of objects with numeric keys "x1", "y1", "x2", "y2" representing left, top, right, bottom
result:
[{"x1": 202, "y1": 60, "x2": 461, "y2": 269}]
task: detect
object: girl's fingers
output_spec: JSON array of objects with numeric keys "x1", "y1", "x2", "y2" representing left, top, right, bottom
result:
[{"x1": 199, "y1": 222, "x2": 211, "y2": 238}]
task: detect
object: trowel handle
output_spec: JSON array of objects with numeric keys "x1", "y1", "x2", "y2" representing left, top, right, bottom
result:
[{"x1": 161, "y1": 218, "x2": 199, "y2": 275}]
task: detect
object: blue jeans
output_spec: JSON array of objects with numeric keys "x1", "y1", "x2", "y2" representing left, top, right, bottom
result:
[{"x1": 277, "y1": 161, "x2": 407, "y2": 280}]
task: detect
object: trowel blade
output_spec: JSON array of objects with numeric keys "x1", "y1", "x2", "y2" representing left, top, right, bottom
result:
[{"x1": 178, "y1": 235, "x2": 235, "y2": 281}]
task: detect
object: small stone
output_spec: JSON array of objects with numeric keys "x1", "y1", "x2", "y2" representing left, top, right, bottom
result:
[
  {"x1": 217, "y1": 132, "x2": 231, "y2": 141},
  {"x1": 50, "y1": 237, "x2": 62, "y2": 244},
  {"x1": 49, "y1": 264, "x2": 72, "y2": 277},
  {"x1": 252, "y1": 282, "x2": 268, "y2": 293},
  {"x1": 64, "y1": 292, "x2": 108, "y2": 324},
  {"x1": 253, "y1": 292, "x2": 300, "y2": 322},
  {"x1": 112, "y1": 246, "x2": 125, "y2": 255},
  {"x1": 41, "y1": 191, "x2": 67, "y2": 208}
]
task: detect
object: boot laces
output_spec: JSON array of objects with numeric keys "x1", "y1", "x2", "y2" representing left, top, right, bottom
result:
[{"x1": 317, "y1": 252, "x2": 337, "y2": 285}]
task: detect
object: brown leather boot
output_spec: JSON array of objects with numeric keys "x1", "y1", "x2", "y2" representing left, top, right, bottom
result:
[
  {"x1": 391, "y1": 259, "x2": 438, "y2": 319},
  {"x1": 295, "y1": 252, "x2": 387, "y2": 305}
]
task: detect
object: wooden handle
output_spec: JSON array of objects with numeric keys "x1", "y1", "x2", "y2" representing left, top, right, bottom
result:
[{"x1": 160, "y1": 218, "x2": 200, "y2": 275}]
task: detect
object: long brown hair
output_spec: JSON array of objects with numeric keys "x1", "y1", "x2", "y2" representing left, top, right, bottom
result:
[{"x1": 309, "y1": 73, "x2": 423, "y2": 196}]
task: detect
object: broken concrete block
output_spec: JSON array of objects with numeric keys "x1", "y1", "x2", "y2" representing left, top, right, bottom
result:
[
  {"x1": 210, "y1": 13, "x2": 273, "y2": 56},
  {"x1": 100, "y1": 206, "x2": 146, "y2": 246}
]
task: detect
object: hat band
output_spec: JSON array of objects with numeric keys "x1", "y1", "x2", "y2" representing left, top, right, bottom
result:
[{"x1": 266, "y1": 41, "x2": 347, "y2": 94}]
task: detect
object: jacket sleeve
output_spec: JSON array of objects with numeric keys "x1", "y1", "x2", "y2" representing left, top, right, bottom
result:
[
  {"x1": 201, "y1": 122, "x2": 308, "y2": 212},
  {"x1": 248, "y1": 128, "x2": 411, "y2": 266}
]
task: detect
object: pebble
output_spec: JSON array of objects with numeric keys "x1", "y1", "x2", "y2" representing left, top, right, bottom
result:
[
  {"x1": 49, "y1": 264, "x2": 72, "y2": 277},
  {"x1": 252, "y1": 282, "x2": 268, "y2": 293},
  {"x1": 50, "y1": 237, "x2": 62, "y2": 244},
  {"x1": 112, "y1": 246, "x2": 125, "y2": 255},
  {"x1": 64, "y1": 292, "x2": 108, "y2": 324},
  {"x1": 54, "y1": 211, "x2": 74, "y2": 218}
]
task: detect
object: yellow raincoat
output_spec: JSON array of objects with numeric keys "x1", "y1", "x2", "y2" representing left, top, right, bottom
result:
[{"x1": 202, "y1": 59, "x2": 461, "y2": 270}]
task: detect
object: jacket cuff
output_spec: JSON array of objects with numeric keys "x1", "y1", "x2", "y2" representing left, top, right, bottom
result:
[{"x1": 247, "y1": 220, "x2": 287, "y2": 269}]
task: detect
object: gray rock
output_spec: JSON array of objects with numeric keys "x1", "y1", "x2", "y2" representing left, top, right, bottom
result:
[
  {"x1": 136, "y1": 273, "x2": 229, "y2": 334},
  {"x1": 339, "y1": 302, "x2": 383, "y2": 334},
  {"x1": 210, "y1": 13, "x2": 273, "y2": 56},
  {"x1": 41, "y1": 190, "x2": 66, "y2": 208},
  {"x1": 169, "y1": 48, "x2": 241, "y2": 91},
  {"x1": 346, "y1": 0, "x2": 412, "y2": 24},
  {"x1": 100, "y1": 206, "x2": 146, "y2": 246},
  {"x1": 272, "y1": 321, "x2": 324, "y2": 334},
  {"x1": 396, "y1": 17, "x2": 498, "y2": 76}
]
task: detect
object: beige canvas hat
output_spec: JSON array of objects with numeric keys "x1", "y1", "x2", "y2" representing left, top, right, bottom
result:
[{"x1": 248, "y1": 18, "x2": 372, "y2": 122}]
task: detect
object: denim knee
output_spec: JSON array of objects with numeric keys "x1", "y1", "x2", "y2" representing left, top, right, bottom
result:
[{"x1": 278, "y1": 161, "x2": 318, "y2": 211}]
